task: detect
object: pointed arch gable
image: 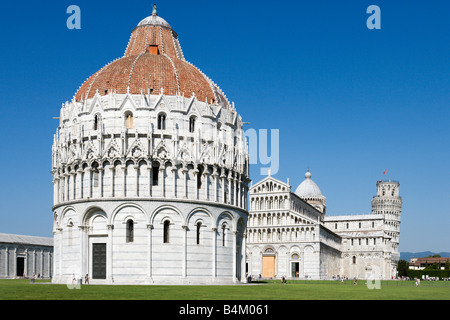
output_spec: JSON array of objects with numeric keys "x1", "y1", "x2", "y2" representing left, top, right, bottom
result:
[{"x1": 119, "y1": 93, "x2": 138, "y2": 112}]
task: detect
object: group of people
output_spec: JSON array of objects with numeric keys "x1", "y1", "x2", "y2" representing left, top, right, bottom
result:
[
  {"x1": 72, "y1": 273, "x2": 90, "y2": 284},
  {"x1": 21, "y1": 273, "x2": 51, "y2": 279}
]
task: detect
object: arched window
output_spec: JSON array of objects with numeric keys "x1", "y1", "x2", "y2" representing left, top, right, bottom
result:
[
  {"x1": 125, "y1": 112, "x2": 133, "y2": 129},
  {"x1": 352, "y1": 256, "x2": 356, "y2": 264},
  {"x1": 94, "y1": 114, "x2": 101, "y2": 131},
  {"x1": 72, "y1": 119, "x2": 78, "y2": 137},
  {"x1": 189, "y1": 116, "x2": 196, "y2": 133},
  {"x1": 197, "y1": 165, "x2": 203, "y2": 189},
  {"x1": 196, "y1": 222, "x2": 202, "y2": 245},
  {"x1": 126, "y1": 219, "x2": 134, "y2": 243},
  {"x1": 222, "y1": 224, "x2": 226, "y2": 246},
  {"x1": 163, "y1": 220, "x2": 170, "y2": 243},
  {"x1": 158, "y1": 113, "x2": 166, "y2": 130},
  {"x1": 152, "y1": 164, "x2": 159, "y2": 186}
]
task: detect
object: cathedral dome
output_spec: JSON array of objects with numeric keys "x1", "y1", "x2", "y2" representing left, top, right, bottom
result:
[
  {"x1": 74, "y1": 9, "x2": 230, "y2": 108},
  {"x1": 295, "y1": 170, "x2": 324, "y2": 199}
]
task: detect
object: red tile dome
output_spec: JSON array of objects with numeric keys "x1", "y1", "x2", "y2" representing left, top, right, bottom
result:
[{"x1": 75, "y1": 11, "x2": 229, "y2": 107}]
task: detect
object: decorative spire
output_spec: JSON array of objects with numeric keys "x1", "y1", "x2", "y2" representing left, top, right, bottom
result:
[{"x1": 152, "y1": 4, "x2": 158, "y2": 16}]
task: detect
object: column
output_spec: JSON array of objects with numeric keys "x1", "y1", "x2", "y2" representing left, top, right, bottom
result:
[
  {"x1": 47, "y1": 251, "x2": 51, "y2": 278},
  {"x1": 40, "y1": 250, "x2": 44, "y2": 278},
  {"x1": 232, "y1": 231, "x2": 237, "y2": 283},
  {"x1": 32, "y1": 249, "x2": 36, "y2": 276},
  {"x1": 5, "y1": 247, "x2": 9, "y2": 278},
  {"x1": 71, "y1": 171, "x2": 76, "y2": 200},
  {"x1": 13, "y1": 248, "x2": 17, "y2": 278},
  {"x1": 147, "y1": 167, "x2": 152, "y2": 197},
  {"x1": 98, "y1": 168, "x2": 104, "y2": 198},
  {"x1": 121, "y1": 166, "x2": 126, "y2": 197},
  {"x1": 171, "y1": 167, "x2": 177, "y2": 198},
  {"x1": 193, "y1": 169, "x2": 199, "y2": 200},
  {"x1": 203, "y1": 171, "x2": 209, "y2": 201},
  {"x1": 182, "y1": 225, "x2": 188, "y2": 277},
  {"x1": 109, "y1": 167, "x2": 115, "y2": 197},
  {"x1": 79, "y1": 226, "x2": 86, "y2": 280},
  {"x1": 134, "y1": 165, "x2": 139, "y2": 197},
  {"x1": 77, "y1": 168, "x2": 84, "y2": 199},
  {"x1": 64, "y1": 174, "x2": 69, "y2": 202},
  {"x1": 57, "y1": 228, "x2": 63, "y2": 277},
  {"x1": 53, "y1": 177, "x2": 59, "y2": 205},
  {"x1": 241, "y1": 233, "x2": 247, "y2": 282},
  {"x1": 147, "y1": 224, "x2": 153, "y2": 280},
  {"x1": 220, "y1": 172, "x2": 226, "y2": 203},
  {"x1": 159, "y1": 166, "x2": 165, "y2": 198},
  {"x1": 24, "y1": 248, "x2": 28, "y2": 277},
  {"x1": 234, "y1": 176, "x2": 238, "y2": 206},
  {"x1": 212, "y1": 170, "x2": 218, "y2": 202},
  {"x1": 211, "y1": 228, "x2": 217, "y2": 278},
  {"x1": 182, "y1": 167, "x2": 188, "y2": 199},
  {"x1": 227, "y1": 176, "x2": 232, "y2": 204},
  {"x1": 107, "y1": 224, "x2": 113, "y2": 282},
  {"x1": 87, "y1": 168, "x2": 92, "y2": 198}
]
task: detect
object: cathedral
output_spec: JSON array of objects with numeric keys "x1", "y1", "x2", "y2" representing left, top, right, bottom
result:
[
  {"x1": 246, "y1": 171, "x2": 402, "y2": 280},
  {"x1": 51, "y1": 8, "x2": 250, "y2": 285}
]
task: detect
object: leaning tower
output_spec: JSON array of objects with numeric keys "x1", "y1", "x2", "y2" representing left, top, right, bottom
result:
[{"x1": 371, "y1": 180, "x2": 402, "y2": 260}]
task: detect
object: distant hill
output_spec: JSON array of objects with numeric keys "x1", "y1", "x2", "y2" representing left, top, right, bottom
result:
[{"x1": 400, "y1": 251, "x2": 450, "y2": 261}]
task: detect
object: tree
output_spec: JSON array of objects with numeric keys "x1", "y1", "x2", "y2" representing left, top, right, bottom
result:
[
  {"x1": 397, "y1": 260, "x2": 409, "y2": 277},
  {"x1": 445, "y1": 260, "x2": 450, "y2": 270}
]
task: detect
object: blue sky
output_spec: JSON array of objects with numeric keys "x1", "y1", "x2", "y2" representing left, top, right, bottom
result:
[{"x1": 0, "y1": 0, "x2": 448, "y2": 252}]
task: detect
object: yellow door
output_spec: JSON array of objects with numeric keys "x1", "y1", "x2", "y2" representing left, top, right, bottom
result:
[{"x1": 262, "y1": 256, "x2": 275, "y2": 278}]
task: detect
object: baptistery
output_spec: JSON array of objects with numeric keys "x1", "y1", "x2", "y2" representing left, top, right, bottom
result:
[{"x1": 51, "y1": 7, "x2": 250, "y2": 285}]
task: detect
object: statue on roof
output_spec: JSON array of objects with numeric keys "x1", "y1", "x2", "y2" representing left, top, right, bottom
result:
[{"x1": 152, "y1": 4, "x2": 158, "y2": 16}]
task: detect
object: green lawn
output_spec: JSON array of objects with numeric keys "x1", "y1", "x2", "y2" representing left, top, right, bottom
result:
[{"x1": 0, "y1": 279, "x2": 449, "y2": 300}]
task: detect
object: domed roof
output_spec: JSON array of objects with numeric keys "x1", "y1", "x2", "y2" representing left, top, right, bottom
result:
[
  {"x1": 137, "y1": 14, "x2": 172, "y2": 29},
  {"x1": 295, "y1": 170, "x2": 324, "y2": 199},
  {"x1": 74, "y1": 9, "x2": 230, "y2": 108}
]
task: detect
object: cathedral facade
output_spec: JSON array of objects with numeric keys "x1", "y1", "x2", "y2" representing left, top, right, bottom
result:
[
  {"x1": 51, "y1": 9, "x2": 250, "y2": 285},
  {"x1": 246, "y1": 171, "x2": 402, "y2": 280}
]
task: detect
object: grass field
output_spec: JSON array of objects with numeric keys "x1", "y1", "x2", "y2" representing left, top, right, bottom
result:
[{"x1": 0, "y1": 279, "x2": 449, "y2": 300}]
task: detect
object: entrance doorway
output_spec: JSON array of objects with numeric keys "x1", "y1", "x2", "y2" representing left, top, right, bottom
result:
[
  {"x1": 92, "y1": 243, "x2": 106, "y2": 279},
  {"x1": 262, "y1": 256, "x2": 275, "y2": 278},
  {"x1": 291, "y1": 262, "x2": 299, "y2": 278},
  {"x1": 16, "y1": 257, "x2": 25, "y2": 277}
]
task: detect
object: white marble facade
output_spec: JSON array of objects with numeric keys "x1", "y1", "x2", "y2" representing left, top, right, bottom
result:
[
  {"x1": 0, "y1": 233, "x2": 53, "y2": 279},
  {"x1": 246, "y1": 172, "x2": 402, "y2": 280},
  {"x1": 51, "y1": 12, "x2": 250, "y2": 285}
]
